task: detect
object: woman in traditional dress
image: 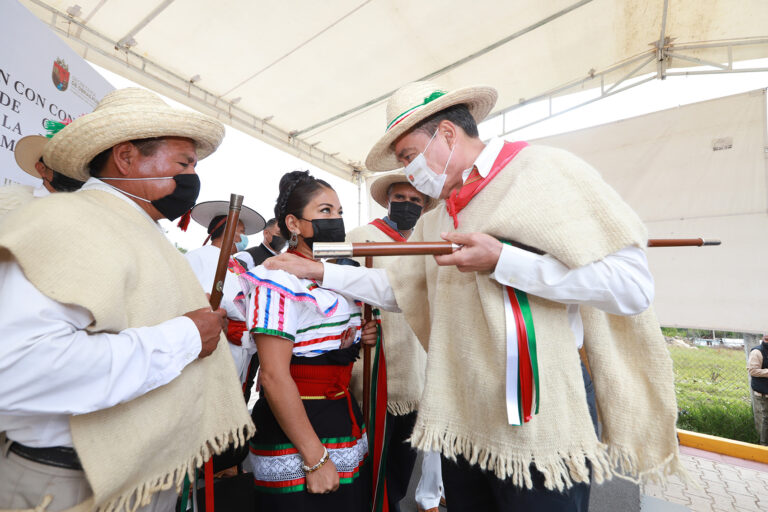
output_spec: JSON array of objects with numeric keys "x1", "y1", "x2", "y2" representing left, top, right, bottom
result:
[{"x1": 233, "y1": 170, "x2": 368, "y2": 509}]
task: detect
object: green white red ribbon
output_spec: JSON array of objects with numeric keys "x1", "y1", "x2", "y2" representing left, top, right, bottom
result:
[
  {"x1": 385, "y1": 91, "x2": 446, "y2": 132},
  {"x1": 502, "y1": 281, "x2": 540, "y2": 425}
]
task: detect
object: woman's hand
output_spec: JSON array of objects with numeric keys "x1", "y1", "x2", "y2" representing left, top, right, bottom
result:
[
  {"x1": 263, "y1": 253, "x2": 325, "y2": 280},
  {"x1": 360, "y1": 319, "x2": 378, "y2": 346},
  {"x1": 305, "y1": 458, "x2": 340, "y2": 494}
]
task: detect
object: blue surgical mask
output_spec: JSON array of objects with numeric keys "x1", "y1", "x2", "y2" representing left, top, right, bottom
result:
[{"x1": 235, "y1": 234, "x2": 249, "y2": 252}]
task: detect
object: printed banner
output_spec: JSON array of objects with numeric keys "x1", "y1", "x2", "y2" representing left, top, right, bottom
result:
[{"x1": 1, "y1": 0, "x2": 113, "y2": 186}]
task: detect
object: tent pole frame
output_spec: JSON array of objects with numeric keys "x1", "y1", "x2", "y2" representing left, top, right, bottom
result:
[{"x1": 25, "y1": 0, "x2": 361, "y2": 181}]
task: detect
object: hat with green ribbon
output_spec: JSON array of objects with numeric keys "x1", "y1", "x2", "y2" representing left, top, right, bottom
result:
[
  {"x1": 365, "y1": 81, "x2": 497, "y2": 172},
  {"x1": 13, "y1": 120, "x2": 72, "y2": 178}
]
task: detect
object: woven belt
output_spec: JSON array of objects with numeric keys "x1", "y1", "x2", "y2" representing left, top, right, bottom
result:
[
  {"x1": 9, "y1": 442, "x2": 82, "y2": 470},
  {"x1": 291, "y1": 363, "x2": 361, "y2": 439}
]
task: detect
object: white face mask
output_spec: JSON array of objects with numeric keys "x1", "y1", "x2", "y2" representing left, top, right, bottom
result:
[{"x1": 404, "y1": 129, "x2": 455, "y2": 199}]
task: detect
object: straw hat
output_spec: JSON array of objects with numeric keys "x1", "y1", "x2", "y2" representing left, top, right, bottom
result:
[
  {"x1": 365, "y1": 81, "x2": 497, "y2": 172},
  {"x1": 14, "y1": 135, "x2": 48, "y2": 178},
  {"x1": 368, "y1": 172, "x2": 437, "y2": 212},
  {"x1": 43, "y1": 87, "x2": 225, "y2": 182},
  {"x1": 191, "y1": 200, "x2": 266, "y2": 235}
]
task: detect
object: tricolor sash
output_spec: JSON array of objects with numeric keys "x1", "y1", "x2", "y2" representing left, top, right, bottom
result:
[{"x1": 502, "y1": 281, "x2": 540, "y2": 425}]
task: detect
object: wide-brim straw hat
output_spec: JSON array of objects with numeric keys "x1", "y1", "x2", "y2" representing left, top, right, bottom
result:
[
  {"x1": 365, "y1": 81, "x2": 497, "y2": 172},
  {"x1": 369, "y1": 172, "x2": 438, "y2": 212},
  {"x1": 14, "y1": 135, "x2": 48, "y2": 178},
  {"x1": 191, "y1": 200, "x2": 266, "y2": 235},
  {"x1": 43, "y1": 87, "x2": 225, "y2": 182}
]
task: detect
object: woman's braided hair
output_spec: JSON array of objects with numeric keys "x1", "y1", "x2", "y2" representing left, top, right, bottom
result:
[{"x1": 274, "y1": 170, "x2": 333, "y2": 239}]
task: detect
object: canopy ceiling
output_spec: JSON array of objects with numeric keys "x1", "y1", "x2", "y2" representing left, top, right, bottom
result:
[{"x1": 19, "y1": 0, "x2": 768, "y2": 180}]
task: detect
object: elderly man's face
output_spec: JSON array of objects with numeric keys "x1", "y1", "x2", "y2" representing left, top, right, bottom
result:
[{"x1": 120, "y1": 137, "x2": 197, "y2": 219}]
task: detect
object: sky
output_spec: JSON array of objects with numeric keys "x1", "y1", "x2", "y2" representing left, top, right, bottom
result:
[{"x1": 91, "y1": 60, "x2": 768, "y2": 253}]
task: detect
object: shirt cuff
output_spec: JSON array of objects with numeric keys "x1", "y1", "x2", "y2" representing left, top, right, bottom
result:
[
  {"x1": 152, "y1": 316, "x2": 201, "y2": 370},
  {"x1": 321, "y1": 260, "x2": 343, "y2": 289},
  {"x1": 489, "y1": 243, "x2": 540, "y2": 289}
]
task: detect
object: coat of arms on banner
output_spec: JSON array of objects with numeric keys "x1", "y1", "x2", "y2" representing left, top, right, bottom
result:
[{"x1": 52, "y1": 58, "x2": 70, "y2": 91}]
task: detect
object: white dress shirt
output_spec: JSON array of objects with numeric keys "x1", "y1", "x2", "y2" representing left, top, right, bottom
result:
[
  {"x1": 185, "y1": 245, "x2": 253, "y2": 382},
  {"x1": 0, "y1": 178, "x2": 202, "y2": 447},
  {"x1": 32, "y1": 184, "x2": 50, "y2": 198},
  {"x1": 320, "y1": 138, "x2": 654, "y2": 348}
]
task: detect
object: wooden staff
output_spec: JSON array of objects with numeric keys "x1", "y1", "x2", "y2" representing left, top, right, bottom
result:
[
  {"x1": 647, "y1": 238, "x2": 721, "y2": 247},
  {"x1": 209, "y1": 193, "x2": 244, "y2": 309},
  {"x1": 313, "y1": 238, "x2": 721, "y2": 259},
  {"x1": 204, "y1": 193, "x2": 243, "y2": 512}
]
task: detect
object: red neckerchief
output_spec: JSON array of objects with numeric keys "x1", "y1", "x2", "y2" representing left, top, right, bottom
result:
[
  {"x1": 445, "y1": 141, "x2": 529, "y2": 228},
  {"x1": 370, "y1": 218, "x2": 407, "y2": 242},
  {"x1": 287, "y1": 248, "x2": 314, "y2": 260}
]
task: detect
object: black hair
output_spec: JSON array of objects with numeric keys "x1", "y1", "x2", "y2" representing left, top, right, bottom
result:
[
  {"x1": 49, "y1": 171, "x2": 84, "y2": 192},
  {"x1": 88, "y1": 137, "x2": 167, "y2": 177},
  {"x1": 274, "y1": 170, "x2": 333, "y2": 239},
  {"x1": 37, "y1": 157, "x2": 84, "y2": 192},
  {"x1": 207, "y1": 214, "x2": 227, "y2": 241},
  {"x1": 411, "y1": 103, "x2": 479, "y2": 139},
  {"x1": 265, "y1": 218, "x2": 277, "y2": 228}
]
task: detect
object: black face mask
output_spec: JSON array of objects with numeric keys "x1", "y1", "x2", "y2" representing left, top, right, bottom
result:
[
  {"x1": 100, "y1": 173, "x2": 201, "y2": 221},
  {"x1": 151, "y1": 174, "x2": 201, "y2": 221},
  {"x1": 302, "y1": 218, "x2": 346, "y2": 249},
  {"x1": 269, "y1": 235, "x2": 286, "y2": 252},
  {"x1": 388, "y1": 200, "x2": 423, "y2": 231},
  {"x1": 49, "y1": 171, "x2": 84, "y2": 192}
]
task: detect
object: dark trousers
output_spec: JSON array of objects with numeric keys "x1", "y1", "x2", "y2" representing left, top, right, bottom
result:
[
  {"x1": 441, "y1": 454, "x2": 590, "y2": 512},
  {"x1": 385, "y1": 411, "x2": 419, "y2": 512},
  {"x1": 438, "y1": 362, "x2": 597, "y2": 511}
]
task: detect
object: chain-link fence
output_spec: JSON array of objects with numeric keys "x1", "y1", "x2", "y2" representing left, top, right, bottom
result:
[{"x1": 664, "y1": 330, "x2": 761, "y2": 443}]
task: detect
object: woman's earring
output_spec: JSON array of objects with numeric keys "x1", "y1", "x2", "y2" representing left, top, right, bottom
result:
[{"x1": 288, "y1": 231, "x2": 298, "y2": 248}]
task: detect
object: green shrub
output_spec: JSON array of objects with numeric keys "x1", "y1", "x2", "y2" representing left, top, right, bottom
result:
[{"x1": 667, "y1": 345, "x2": 759, "y2": 443}]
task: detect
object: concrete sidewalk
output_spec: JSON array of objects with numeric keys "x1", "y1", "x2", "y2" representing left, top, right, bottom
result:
[{"x1": 640, "y1": 445, "x2": 768, "y2": 512}]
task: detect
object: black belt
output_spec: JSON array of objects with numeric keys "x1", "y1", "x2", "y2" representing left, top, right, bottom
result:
[{"x1": 9, "y1": 442, "x2": 82, "y2": 470}]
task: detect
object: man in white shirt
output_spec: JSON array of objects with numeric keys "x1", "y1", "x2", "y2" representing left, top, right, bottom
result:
[
  {"x1": 265, "y1": 81, "x2": 680, "y2": 512},
  {"x1": 185, "y1": 200, "x2": 266, "y2": 383},
  {"x1": 0, "y1": 88, "x2": 252, "y2": 512}
]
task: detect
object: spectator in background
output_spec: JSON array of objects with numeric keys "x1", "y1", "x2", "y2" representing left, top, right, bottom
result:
[{"x1": 748, "y1": 334, "x2": 768, "y2": 445}]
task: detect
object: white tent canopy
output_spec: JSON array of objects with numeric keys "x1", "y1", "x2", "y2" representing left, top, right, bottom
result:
[
  {"x1": 532, "y1": 89, "x2": 768, "y2": 333},
  {"x1": 19, "y1": 0, "x2": 768, "y2": 181}
]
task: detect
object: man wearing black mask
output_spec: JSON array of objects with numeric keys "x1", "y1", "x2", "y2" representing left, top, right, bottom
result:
[
  {"x1": 0, "y1": 88, "x2": 253, "y2": 512},
  {"x1": 346, "y1": 174, "x2": 440, "y2": 512},
  {"x1": 242, "y1": 217, "x2": 286, "y2": 268}
]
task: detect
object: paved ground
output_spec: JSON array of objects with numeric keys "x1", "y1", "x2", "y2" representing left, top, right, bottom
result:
[{"x1": 640, "y1": 446, "x2": 768, "y2": 512}]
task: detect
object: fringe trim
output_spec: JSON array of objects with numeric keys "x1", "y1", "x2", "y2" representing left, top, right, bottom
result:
[
  {"x1": 606, "y1": 443, "x2": 692, "y2": 487},
  {"x1": 94, "y1": 421, "x2": 255, "y2": 512},
  {"x1": 409, "y1": 427, "x2": 686, "y2": 491},
  {"x1": 387, "y1": 400, "x2": 419, "y2": 416}
]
